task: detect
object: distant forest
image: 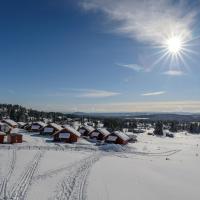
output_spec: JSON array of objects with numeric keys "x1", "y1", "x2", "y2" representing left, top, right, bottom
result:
[{"x1": 0, "y1": 104, "x2": 73, "y2": 122}]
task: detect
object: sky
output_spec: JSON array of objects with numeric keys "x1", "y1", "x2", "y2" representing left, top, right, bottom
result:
[{"x1": 0, "y1": 0, "x2": 200, "y2": 113}]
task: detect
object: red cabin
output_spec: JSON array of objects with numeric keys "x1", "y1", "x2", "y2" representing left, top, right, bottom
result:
[
  {"x1": 53, "y1": 126, "x2": 81, "y2": 143},
  {"x1": 7, "y1": 134, "x2": 23, "y2": 144},
  {"x1": 0, "y1": 133, "x2": 5, "y2": 144},
  {"x1": 90, "y1": 128, "x2": 111, "y2": 141},
  {"x1": 30, "y1": 121, "x2": 47, "y2": 132},
  {"x1": 78, "y1": 125, "x2": 95, "y2": 137},
  {"x1": 105, "y1": 131, "x2": 130, "y2": 145},
  {"x1": 41, "y1": 123, "x2": 63, "y2": 135}
]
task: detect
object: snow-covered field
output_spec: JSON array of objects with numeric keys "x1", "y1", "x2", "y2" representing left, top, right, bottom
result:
[{"x1": 0, "y1": 131, "x2": 200, "y2": 200}]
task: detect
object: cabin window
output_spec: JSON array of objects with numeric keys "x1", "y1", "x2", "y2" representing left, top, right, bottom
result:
[
  {"x1": 107, "y1": 136, "x2": 117, "y2": 141},
  {"x1": 59, "y1": 132, "x2": 70, "y2": 139},
  {"x1": 91, "y1": 132, "x2": 99, "y2": 137},
  {"x1": 44, "y1": 127, "x2": 54, "y2": 133},
  {"x1": 31, "y1": 125, "x2": 40, "y2": 130},
  {"x1": 79, "y1": 129, "x2": 85, "y2": 134}
]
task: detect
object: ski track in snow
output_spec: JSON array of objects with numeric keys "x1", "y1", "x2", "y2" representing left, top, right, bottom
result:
[
  {"x1": 0, "y1": 145, "x2": 181, "y2": 158},
  {"x1": 9, "y1": 150, "x2": 44, "y2": 200},
  {"x1": 0, "y1": 149, "x2": 16, "y2": 200},
  {"x1": 52, "y1": 153, "x2": 101, "y2": 200}
]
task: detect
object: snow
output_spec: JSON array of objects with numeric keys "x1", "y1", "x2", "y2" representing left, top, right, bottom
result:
[
  {"x1": 0, "y1": 131, "x2": 200, "y2": 200},
  {"x1": 36, "y1": 121, "x2": 47, "y2": 127},
  {"x1": 97, "y1": 128, "x2": 111, "y2": 137},
  {"x1": 17, "y1": 122, "x2": 26, "y2": 126},
  {"x1": 84, "y1": 126, "x2": 95, "y2": 133},
  {"x1": 49, "y1": 123, "x2": 62, "y2": 131}
]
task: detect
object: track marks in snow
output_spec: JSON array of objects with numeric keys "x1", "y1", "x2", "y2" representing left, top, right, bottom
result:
[
  {"x1": 0, "y1": 149, "x2": 16, "y2": 200},
  {"x1": 9, "y1": 150, "x2": 44, "y2": 200},
  {"x1": 53, "y1": 153, "x2": 101, "y2": 200}
]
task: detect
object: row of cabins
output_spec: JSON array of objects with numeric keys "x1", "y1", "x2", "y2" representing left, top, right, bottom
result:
[
  {"x1": 33, "y1": 122, "x2": 134, "y2": 144},
  {"x1": 0, "y1": 119, "x2": 136, "y2": 145},
  {"x1": 53, "y1": 126, "x2": 132, "y2": 145}
]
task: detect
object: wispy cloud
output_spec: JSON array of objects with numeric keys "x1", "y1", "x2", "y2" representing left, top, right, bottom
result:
[
  {"x1": 77, "y1": 89, "x2": 120, "y2": 98},
  {"x1": 47, "y1": 88, "x2": 120, "y2": 98},
  {"x1": 117, "y1": 63, "x2": 143, "y2": 72},
  {"x1": 163, "y1": 70, "x2": 185, "y2": 76},
  {"x1": 142, "y1": 91, "x2": 166, "y2": 96},
  {"x1": 81, "y1": 0, "x2": 197, "y2": 44}
]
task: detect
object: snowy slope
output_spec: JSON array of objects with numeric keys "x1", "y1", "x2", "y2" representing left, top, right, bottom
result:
[{"x1": 0, "y1": 131, "x2": 200, "y2": 200}]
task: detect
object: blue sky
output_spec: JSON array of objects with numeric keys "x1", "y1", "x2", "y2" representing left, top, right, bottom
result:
[{"x1": 0, "y1": 0, "x2": 200, "y2": 112}]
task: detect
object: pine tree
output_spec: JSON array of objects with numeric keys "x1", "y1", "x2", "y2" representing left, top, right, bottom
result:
[{"x1": 154, "y1": 121, "x2": 163, "y2": 136}]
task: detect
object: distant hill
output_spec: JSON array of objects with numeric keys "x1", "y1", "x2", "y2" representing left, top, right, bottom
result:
[{"x1": 73, "y1": 112, "x2": 200, "y2": 122}]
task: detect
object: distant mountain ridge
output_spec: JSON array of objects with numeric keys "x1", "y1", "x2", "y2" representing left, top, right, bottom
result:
[{"x1": 73, "y1": 112, "x2": 200, "y2": 122}]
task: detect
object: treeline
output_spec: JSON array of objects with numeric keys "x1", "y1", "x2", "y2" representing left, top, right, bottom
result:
[{"x1": 0, "y1": 104, "x2": 72, "y2": 122}]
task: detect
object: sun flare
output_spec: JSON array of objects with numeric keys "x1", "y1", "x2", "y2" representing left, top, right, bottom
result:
[{"x1": 166, "y1": 36, "x2": 183, "y2": 54}]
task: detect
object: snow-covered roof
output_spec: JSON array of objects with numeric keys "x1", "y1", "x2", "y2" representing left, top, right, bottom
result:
[
  {"x1": 3, "y1": 119, "x2": 18, "y2": 126},
  {"x1": 35, "y1": 121, "x2": 47, "y2": 127},
  {"x1": 124, "y1": 132, "x2": 134, "y2": 136},
  {"x1": 18, "y1": 122, "x2": 26, "y2": 126},
  {"x1": 10, "y1": 128, "x2": 24, "y2": 134},
  {"x1": 113, "y1": 131, "x2": 130, "y2": 141},
  {"x1": 97, "y1": 128, "x2": 110, "y2": 137},
  {"x1": 50, "y1": 123, "x2": 63, "y2": 131},
  {"x1": 58, "y1": 125, "x2": 81, "y2": 137},
  {"x1": 83, "y1": 125, "x2": 95, "y2": 133}
]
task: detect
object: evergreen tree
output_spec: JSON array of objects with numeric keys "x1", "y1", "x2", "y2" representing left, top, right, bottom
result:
[{"x1": 154, "y1": 121, "x2": 163, "y2": 136}]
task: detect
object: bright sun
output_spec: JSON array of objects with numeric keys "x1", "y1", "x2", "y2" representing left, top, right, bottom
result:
[{"x1": 166, "y1": 36, "x2": 183, "y2": 54}]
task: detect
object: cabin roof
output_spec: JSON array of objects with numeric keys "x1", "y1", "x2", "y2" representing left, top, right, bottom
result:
[
  {"x1": 113, "y1": 131, "x2": 130, "y2": 141},
  {"x1": 18, "y1": 122, "x2": 26, "y2": 126},
  {"x1": 35, "y1": 121, "x2": 47, "y2": 127},
  {"x1": 3, "y1": 119, "x2": 18, "y2": 126},
  {"x1": 49, "y1": 123, "x2": 63, "y2": 131},
  {"x1": 55, "y1": 125, "x2": 81, "y2": 137},
  {"x1": 82, "y1": 125, "x2": 95, "y2": 133},
  {"x1": 97, "y1": 128, "x2": 110, "y2": 137}
]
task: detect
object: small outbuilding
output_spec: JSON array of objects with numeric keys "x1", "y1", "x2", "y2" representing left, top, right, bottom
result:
[
  {"x1": 105, "y1": 131, "x2": 130, "y2": 145},
  {"x1": 53, "y1": 126, "x2": 81, "y2": 143},
  {"x1": 90, "y1": 128, "x2": 111, "y2": 141},
  {"x1": 78, "y1": 125, "x2": 95, "y2": 137},
  {"x1": 30, "y1": 121, "x2": 47, "y2": 132},
  {"x1": 7, "y1": 134, "x2": 23, "y2": 144},
  {"x1": 17, "y1": 122, "x2": 27, "y2": 129},
  {"x1": 24, "y1": 122, "x2": 32, "y2": 131},
  {"x1": 124, "y1": 132, "x2": 137, "y2": 142},
  {"x1": 41, "y1": 123, "x2": 63, "y2": 135},
  {"x1": 2, "y1": 119, "x2": 18, "y2": 128}
]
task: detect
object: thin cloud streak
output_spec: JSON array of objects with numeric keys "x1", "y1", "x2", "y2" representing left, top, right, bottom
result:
[
  {"x1": 117, "y1": 63, "x2": 143, "y2": 71},
  {"x1": 163, "y1": 70, "x2": 185, "y2": 76},
  {"x1": 142, "y1": 91, "x2": 166, "y2": 96},
  {"x1": 77, "y1": 89, "x2": 120, "y2": 98},
  {"x1": 47, "y1": 88, "x2": 120, "y2": 98}
]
